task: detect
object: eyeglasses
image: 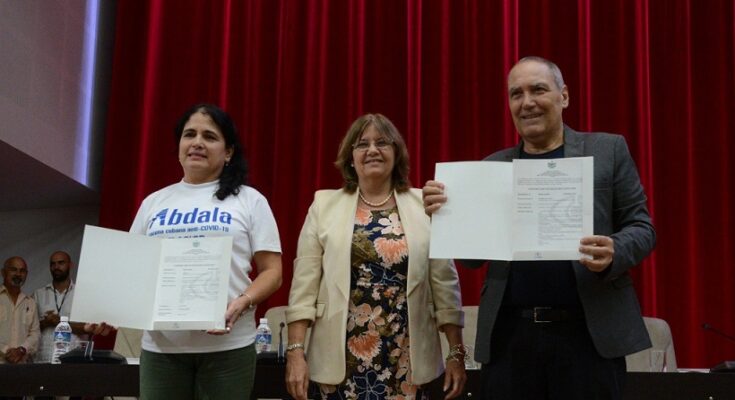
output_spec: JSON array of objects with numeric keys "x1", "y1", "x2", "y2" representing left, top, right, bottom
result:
[{"x1": 352, "y1": 139, "x2": 393, "y2": 152}]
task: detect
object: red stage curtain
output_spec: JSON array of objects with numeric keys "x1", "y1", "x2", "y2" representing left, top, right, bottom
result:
[{"x1": 99, "y1": 0, "x2": 735, "y2": 368}]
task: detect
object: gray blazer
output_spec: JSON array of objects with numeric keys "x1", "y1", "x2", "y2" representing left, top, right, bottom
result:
[{"x1": 469, "y1": 125, "x2": 656, "y2": 363}]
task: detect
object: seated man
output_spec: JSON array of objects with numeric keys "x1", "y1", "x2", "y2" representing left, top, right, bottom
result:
[{"x1": 0, "y1": 256, "x2": 40, "y2": 364}]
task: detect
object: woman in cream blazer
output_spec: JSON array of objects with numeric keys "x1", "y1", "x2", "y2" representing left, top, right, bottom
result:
[{"x1": 285, "y1": 114, "x2": 466, "y2": 400}]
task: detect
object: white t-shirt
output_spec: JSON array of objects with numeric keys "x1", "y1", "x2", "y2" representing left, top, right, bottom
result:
[{"x1": 130, "y1": 180, "x2": 281, "y2": 353}]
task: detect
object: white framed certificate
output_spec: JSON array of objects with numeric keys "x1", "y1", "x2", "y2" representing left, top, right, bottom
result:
[
  {"x1": 70, "y1": 225, "x2": 232, "y2": 330},
  {"x1": 430, "y1": 157, "x2": 593, "y2": 261}
]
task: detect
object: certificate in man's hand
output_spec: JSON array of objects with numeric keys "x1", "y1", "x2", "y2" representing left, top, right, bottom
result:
[
  {"x1": 429, "y1": 157, "x2": 593, "y2": 261},
  {"x1": 70, "y1": 225, "x2": 232, "y2": 330}
]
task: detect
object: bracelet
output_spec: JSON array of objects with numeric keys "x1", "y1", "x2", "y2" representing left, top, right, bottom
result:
[
  {"x1": 286, "y1": 343, "x2": 305, "y2": 353},
  {"x1": 445, "y1": 344, "x2": 468, "y2": 364},
  {"x1": 241, "y1": 292, "x2": 255, "y2": 309}
]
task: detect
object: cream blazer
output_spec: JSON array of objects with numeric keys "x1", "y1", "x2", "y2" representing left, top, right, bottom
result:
[{"x1": 286, "y1": 188, "x2": 463, "y2": 385}]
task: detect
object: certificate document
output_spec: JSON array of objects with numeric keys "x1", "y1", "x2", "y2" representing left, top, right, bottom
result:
[
  {"x1": 70, "y1": 225, "x2": 232, "y2": 330},
  {"x1": 429, "y1": 157, "x2": 593, "y2": 261}
]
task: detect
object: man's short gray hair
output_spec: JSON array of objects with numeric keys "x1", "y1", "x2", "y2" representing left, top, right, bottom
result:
[{"x1": 514, "y1": 56, "x2": 565, "y2": 90}]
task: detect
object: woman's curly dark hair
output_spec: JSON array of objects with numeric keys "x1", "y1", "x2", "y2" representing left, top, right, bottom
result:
[{"x1": 174, "y1": 103, "x2": 248, "y2": 200}]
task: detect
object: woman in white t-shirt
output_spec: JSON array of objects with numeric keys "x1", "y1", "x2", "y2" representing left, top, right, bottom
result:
[{"x1": 90, "y1": 103, "x2": 283, "y2": 399}]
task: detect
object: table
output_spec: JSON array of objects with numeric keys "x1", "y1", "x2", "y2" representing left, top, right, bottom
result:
[
  {"x1": 425, "y1": 369, "x2": 735, "y2": 400},
  {"x1": 2, "y1": 363, "x2": 734, "y2": 399}
]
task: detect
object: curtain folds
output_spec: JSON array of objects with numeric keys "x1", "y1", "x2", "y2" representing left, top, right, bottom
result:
[{"x1": 99, "y1": 0, "x2": 735, "y2": 367}]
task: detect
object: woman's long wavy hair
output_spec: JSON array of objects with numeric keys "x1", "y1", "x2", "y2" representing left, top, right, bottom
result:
[{"x1": 174, "y1": 103, "x2": 248, "y2": 200}]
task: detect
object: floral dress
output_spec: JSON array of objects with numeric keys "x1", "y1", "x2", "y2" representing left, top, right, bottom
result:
[{"x1": 320, "y1": 206, "x2": 420, "y2": 400}]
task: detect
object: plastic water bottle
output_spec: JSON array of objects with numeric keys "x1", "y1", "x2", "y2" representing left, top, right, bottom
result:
[
  {"x1": 255, "y1": 318, "x2": 272, "y2": 353},
  {"x1": 51, "y1": 316, "x2": 72, "y2": 364}
]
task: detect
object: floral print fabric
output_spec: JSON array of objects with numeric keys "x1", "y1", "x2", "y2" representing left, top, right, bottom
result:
[{"x1": 320, "y1": 206, "x2": 419, "y2": 400}]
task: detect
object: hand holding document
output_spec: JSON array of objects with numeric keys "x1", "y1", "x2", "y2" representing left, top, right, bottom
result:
[
  {"x1": 71, "y1": 225, "x2": 232, "y2": 331},
  {"x1": 429, "y1": 157, "x2": 593, "y2": 261}
]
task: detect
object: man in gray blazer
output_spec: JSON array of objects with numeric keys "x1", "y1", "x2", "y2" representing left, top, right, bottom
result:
[{"x1": 423, "y1": 56, "x2": 655, "y2": 399}]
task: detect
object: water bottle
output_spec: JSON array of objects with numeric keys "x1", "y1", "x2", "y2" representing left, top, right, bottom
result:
[
  {"x1": 255, "y1": 318, "x2": 272, "y2": 353},
  {"x1": 51, "y1": 316, "x2": 72, "y2": 364}
]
